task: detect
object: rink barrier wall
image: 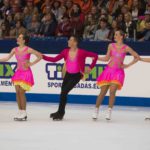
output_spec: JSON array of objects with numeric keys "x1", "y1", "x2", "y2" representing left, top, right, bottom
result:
[
  {"x1": 0, "y1": 38, "x2": 150, "y2": 106},
  {"x1": 0, "y1": 93, "x2": 150, "y2": 107}
]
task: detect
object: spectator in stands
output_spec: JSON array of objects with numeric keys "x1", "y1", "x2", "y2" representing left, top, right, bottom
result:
[
  {"x1": 108, "y1": 20, "x2": 119, "y2": 41},
  {"x1": 83, "y1": 16, "x2": 97, "y2": 40},
  {"x1": 10, "y1": 20, "x2": 27, "y2": 38},
  {"x1": 14, "y1": 12, "x2": 23, "y2": 21},
  {"x1": 145, "y1": 0, "x2": 150, "y2": 11},
  {"x1": 0, "y1": 21, "x2": 10, "y2": 38},
  {"x1": 71, "y1": 3, "x2": 85, "y2": 23},
  {"x1": 122, "y1": 12, "x2": 136, "y2": 40},
  {"x1": 90, "y1": 6, "x2": 99, "y2": 21},
  {"x1": 38, "y1": 13, "x2": 57, "y2": 37},
  {"x1": 116, "y1": 13, "x2": 124, "y2": 30},
  {"x1": 121, "y1": 4, "x2": 130, "y2": 15},
  {"x1": 96, "y1": 0, "x2": 108, "y2": 10},
  {"x1": 57, "y1": 5, "x2": 67, "y2": 23},
  {"x1": 11, "y1": 2, "x2": 22, "y2": 14},
  {"x1": 41, "y1": 0, "x2": 54, "y2": 14},
  {"x1": 139, "y1": 10, "x2": 150, "y2": 32},
  {"x1": 13, "y1": 0, "x2": 22, "y2": 11},
  {"x1": 94, "y1": 18, "x2": 109, "y2": 41},
  {"x1": 131, "y1": 0, "x2": 145, "y2": 23},
  {"x1": 100, "y1": 7, "x2": 113, "y2": 26},
  {"x1": 56, "y1": 14, "x2": 72, "y2": 37},
  {"x1": 73, "y1": 0, "x2": 93, "y2": 15},
  {"x1": 70, "y1": 12, "x2": 84, "y2": 37},
  {"x1": 106, "y1": 0, "x2": 118, "y2": 15},
  {"x1": 0, "y1": 0, "x2": 4, "y2": 8},
  {"x1": 27, "y1": 14, "x2": 40, "y2": 36},
  {"x1": 41, "y1": 4, "x2": 52, "y2": 23},
  {"x1": 0, "y1": 0, "x2": 11, "y2": 19},
  {"x1": 113, "y1": 0, "x2": 125, "y2": 17},
  {"x1": 138, "y1": 11, "x2": 150, "y2": 41},
  {"x1": 23, "y1": 6, "x2": 32, "y2": 27},
  {"x1": 6, "y1": 13, "x2": 15, "y2": 29},
  {"x1": 32, "y1": 0, "x2": 43, "y2": 12},
  {"x1": 84, "y1": 13, "x2": 92, "y2": 26},
  {"x1": 65, "y1": 0, "x2": 73, "y2": 17},
  {"x1": 51, "y1": 1, "x2": 62, "y2": 22},
  {"x1": 26, "y1": 0, "x2": 39, "y2": 15}
]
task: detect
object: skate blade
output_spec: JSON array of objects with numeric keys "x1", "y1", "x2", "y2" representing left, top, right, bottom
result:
[
  {"x1": 14, "y1": 116, "x2": 27, "y2": 121},
  {"x1": 50, "y1": 114, "x2": 54, "y2": 118},
  {"x1": 145, "y1": 117, "x2": 150, "y2": 120},
  {"x1": 92, "y1": 117, "x2": 98, "y2": 121},
  {"x1": 106, "y1": 118, "x2": 111, "y2": 121},
  {"x1": 53, "y1": 118, "x2": 63, "y2": 121}
]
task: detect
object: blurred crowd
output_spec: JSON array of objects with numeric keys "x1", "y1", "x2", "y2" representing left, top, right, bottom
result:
[{"x1": 0, "y1": 0, "x2": 150, "y2": 41}]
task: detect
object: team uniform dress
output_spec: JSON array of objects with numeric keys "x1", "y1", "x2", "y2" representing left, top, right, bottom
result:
[
  {"x1": 97, "y1": 43, "x2": 127, "y2": 90},
  {"x1": 12, "y1": 46, "x2": 34, "y2": 91}
]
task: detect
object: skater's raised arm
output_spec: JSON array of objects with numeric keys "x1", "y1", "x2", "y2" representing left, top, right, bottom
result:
[
  {"x1": 27, "y1": 48, "x2": 42, "y2": 67},
  {"x1": 42, "y1": 50, "x2": 65, "y2": 62},
  {"x1": 140, "y1": 57, "x2": 150, "y2": 63},
  {"x1": 0, "y1": 49, "x2": 15, "y2": 62},
  {"x1": 122, "y1": 46, "x2": 140, "y2": 69}
]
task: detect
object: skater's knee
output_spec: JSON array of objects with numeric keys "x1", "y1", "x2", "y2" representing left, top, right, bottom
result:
[
  {"x1": 109, "y1": 85, "x2": 117, "y2": 95},
  {"x1": 19, "y1": 90, "x2": 24, "y2": 95},
  {"x1": 61, "y1": 90, "x2": 68, "y2": 96},
  {"x1": 109, "y1": 89, "x2": 116, "y2": 96}
]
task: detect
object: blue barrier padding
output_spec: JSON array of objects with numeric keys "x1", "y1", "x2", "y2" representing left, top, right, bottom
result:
[
  {"x1": 0, "y1": 92, "x2": 150, "y2": 107},
  {"x1": 0, "y1": 38, "x2": 150, "y2": 55}
]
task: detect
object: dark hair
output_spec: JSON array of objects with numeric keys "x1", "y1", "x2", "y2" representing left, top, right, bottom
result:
[
  {"x1": 116, "y1": 29, "x2": 125, "y2": 39},
  {"x1": 16, "y1": 20, "x2": 24, "y2": 27},
  {"x1": 100, "y1": 18, "x2": 107, "y2": 23},
  {"x1": 21, "y1": 33, "x2": 30, "y2": 45},
  {"x1": 69, "y1": 34, "x2": 81, "y2": 45},
  {"x1": 71, "y1": 3, "x2": 81, "y2": 17},
  {"x1": 52, "y1": 1, "x2": 61, "y2": 10}
]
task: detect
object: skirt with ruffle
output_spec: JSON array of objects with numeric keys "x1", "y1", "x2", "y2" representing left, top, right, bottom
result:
[
  {"x1": 12, "y1": 68, "x2": 34, "y2": 91},
  {"x1": 96, "y1": 66, "x2": 125, "y2": 90}
]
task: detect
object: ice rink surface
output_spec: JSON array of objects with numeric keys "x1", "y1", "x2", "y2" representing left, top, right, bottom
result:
[{"x1": 0, "y1": 102, "x2": 150, "y2": 150}]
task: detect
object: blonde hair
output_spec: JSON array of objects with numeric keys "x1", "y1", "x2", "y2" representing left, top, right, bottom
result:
[{"x1": 125, "y1": 12, "x2": 132, "y2": 20}]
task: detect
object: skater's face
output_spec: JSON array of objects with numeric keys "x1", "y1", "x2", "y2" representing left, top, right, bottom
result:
[
  {"x1": 68, "y1": 37, "x2": 77, "y2": 48},
  {"x1": 17, "y1": 34, "x2": 25, "y2": 45},
  {"x1": 114, "y1": 31, "x2": 123, "y2": 42}
]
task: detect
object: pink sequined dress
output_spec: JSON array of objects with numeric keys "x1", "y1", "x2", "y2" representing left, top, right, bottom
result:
[
  {"x1": 11, "y1": 46, "x2": 34, "y2": 91},
  {"x1": 97, "y1": 43, "x2": 127, "y2": 90}
]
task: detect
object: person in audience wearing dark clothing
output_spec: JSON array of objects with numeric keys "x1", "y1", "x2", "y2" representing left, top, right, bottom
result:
[{"x1": 38, "y1": 13, "x2": 57, "y2": 37}]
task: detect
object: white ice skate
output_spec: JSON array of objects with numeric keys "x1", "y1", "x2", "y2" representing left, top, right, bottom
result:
[
  {"x1": 14, "y1": 110, "x2": 27, "y2": 121},
  {"x1": 145, "y1": 116, "x2": 150, "y2": 120},
  {"x1": 92, "y1": 108, "x2": 99, "y2": 120},
  {"x1": 14, "y1": 110, "x2": 22, "y2": 121},
  {"x1": 105, "y1": 108, "x2": 112, "y2": 120}
]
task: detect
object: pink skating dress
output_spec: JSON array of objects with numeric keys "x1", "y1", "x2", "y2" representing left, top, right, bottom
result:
[
  {"x1": 11, "y1": 46, "x2": 34, "y2": 91},
  {"x1": 97, "y1": 43, "x2": 127, "y2": 90}
]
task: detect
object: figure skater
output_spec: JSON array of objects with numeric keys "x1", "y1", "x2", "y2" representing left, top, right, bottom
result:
[
  {"x1": 0, "y1": 34, "x2": 42, "y2": 121},
  {"x1": 42, "y1": 35, "x2": 98, "y2": 120},
  {"x1": 92, "y1": 29, "x2": 140, "y2": 120}
]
